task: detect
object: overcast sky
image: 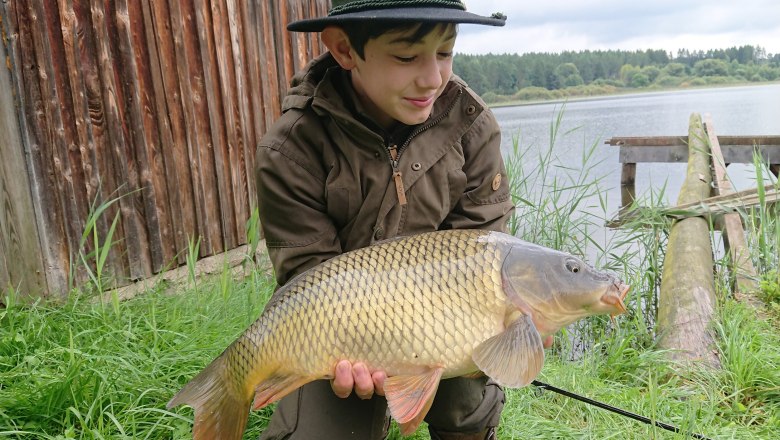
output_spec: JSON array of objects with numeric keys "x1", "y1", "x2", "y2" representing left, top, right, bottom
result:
[{"x1": 456, "y1": 0, "x2": 780, "y2": 56}]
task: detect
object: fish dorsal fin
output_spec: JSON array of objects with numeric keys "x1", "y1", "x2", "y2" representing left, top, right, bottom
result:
[
  {"x1": 383, "y1": 367, "x2": 444, "y2": 435},
  {"x1": 472, "y1": 314, "x2": 544, "y2": 387}
]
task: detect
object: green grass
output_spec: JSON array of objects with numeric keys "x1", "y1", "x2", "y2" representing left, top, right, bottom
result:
[{"x1": 2, "y1": 113, "x2": 779, "y2": 439}]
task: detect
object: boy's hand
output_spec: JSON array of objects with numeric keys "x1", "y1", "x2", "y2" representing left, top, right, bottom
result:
[
  {"x1": 331, "y1": 360, "x2": 386, "y2": 399},
  {"x1": 330, "y1": 335, "x2": 553, "y2": 398}
]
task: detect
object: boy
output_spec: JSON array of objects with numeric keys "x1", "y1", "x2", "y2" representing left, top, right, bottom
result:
[{"x1": 255, "y1": 1, "x2": 525, "y2": 438}]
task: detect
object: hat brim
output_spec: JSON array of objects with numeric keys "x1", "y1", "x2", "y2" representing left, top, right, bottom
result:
[{"x1": 287, "y1": 7, "x2": 506, "y2": 32}]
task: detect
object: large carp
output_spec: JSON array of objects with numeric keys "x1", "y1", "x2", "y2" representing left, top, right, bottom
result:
[{"x1": 168, "y1": 229, "x2": 629, "y2": 438}]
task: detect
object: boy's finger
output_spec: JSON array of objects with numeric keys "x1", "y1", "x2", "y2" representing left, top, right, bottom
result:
[
  {"x1": 352, "y1": 362, "x2": 374, "y2": 399},
  {"x1": 330, "y1": 360, "x2": 354, "y2": 398},
  {"x1": 372, "y1": 370, "x2": 387, "y2": 396}
]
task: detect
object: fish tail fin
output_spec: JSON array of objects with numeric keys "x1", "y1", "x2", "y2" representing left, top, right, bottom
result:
[{"x1": 167, "y1": 355, "x2": 251, "y2": 440}]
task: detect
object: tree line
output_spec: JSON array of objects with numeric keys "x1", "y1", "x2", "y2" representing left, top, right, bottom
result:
[{"x1": 453, "y1": 45, "x2": 780, "y2": 103}]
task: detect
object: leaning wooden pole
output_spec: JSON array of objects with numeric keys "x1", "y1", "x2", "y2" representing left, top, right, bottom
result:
[{"x1": 657, "y1": 113, "x2": 721, "y2": 368}]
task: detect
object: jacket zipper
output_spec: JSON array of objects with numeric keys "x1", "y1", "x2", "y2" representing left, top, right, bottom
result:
[{"x1": 385, "y1": 88, "x2": 464, "y2": 206}]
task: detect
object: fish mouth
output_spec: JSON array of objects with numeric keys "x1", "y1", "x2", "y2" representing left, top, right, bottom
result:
[{"x1": 600, "y1": 281, "x2": 630, "y2": 316}]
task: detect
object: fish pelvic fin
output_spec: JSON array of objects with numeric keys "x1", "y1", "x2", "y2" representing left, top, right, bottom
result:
[
  {"x1": 252, "y1": 373, "x2": 315, "y2": 410},
  {"x1": 384, "y1": 367, "x2": 444, "y2": 436},
  {"x1": 167, "y1": 355, "x2": 251, "y2": 440},
  {"x1": 473, "y1": 314, "x2": 544, "y2": 387}
]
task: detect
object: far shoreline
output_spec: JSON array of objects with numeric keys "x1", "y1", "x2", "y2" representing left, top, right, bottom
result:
[{"x1": 486, "y1": 80, "x2": 780, "y2": 109}]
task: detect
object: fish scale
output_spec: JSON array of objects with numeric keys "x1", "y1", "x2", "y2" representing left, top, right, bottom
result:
[{"x1": 168, "y1": 229, "x2": 629, "y2": 439}]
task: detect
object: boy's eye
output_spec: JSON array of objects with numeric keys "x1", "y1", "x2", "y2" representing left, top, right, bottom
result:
[
  {"x1": 438, "y1": 52, "x2": 453, "y2": 59},
  {"x1": 394, "y1": 56, "x2": 416, "y2": 63}
]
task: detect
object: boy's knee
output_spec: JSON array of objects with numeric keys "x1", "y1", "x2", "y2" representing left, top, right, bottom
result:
[{"x1": 425, "y1": 377, "x2": 505, "y2": 434}]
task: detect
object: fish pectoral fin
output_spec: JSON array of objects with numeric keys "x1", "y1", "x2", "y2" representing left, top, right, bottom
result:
[
  {"x1": 384, "y1": 367, "x2": 444, "y2": 436},
  {"x1": 252, "y1": 374, "x2": 314, "y2": 410},
  {"x1": 472, "y1": 314, "x2": 544, "y2": 387}
]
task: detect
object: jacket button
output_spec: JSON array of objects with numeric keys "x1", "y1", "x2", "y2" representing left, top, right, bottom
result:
[
  {"x1": 373, "y1": 227, "x2": 384, "y2": 240},
  {"x1": 411, "y1": 162, "x2": 422, "y2": 171},
  {"x1": 492, "y1": 173, "x2": 502, "y2": 191},
  {"x1": 466, "y1": 104, "x2": 476, "y2": 115}
]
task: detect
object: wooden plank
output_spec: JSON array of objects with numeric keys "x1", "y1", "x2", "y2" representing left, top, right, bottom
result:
[
  {"x1": 616, "y1": 144, "x2": 780, "y2": 164},
  {"x1": 259, "y1": 1, "x2": 282, "y2": 123},
  {"x1": 194, "y1": 0, "x2": 230, "y2": 256},
  {"x1": 608, "y1": 135, "x2": 780, "y2": 165},
  {"x1": 168, "y1": 0, "x2": 218, "y2": 258},
  {"x1": 704, "y1": 115, "x2": 759, "y2": 296},
  {"x1": 58, "y1": 0, "x2": 131, "y2": 284},
  {"x1": 0, "y1": 12, "x2": 48, "y2": 299},
  {"x1": 606, "y1": 135, "x2": 780, "y2": 146},
  {"x1": 89, "y1": 0, "x2": 152, "y2": 281},
  {"x1": 73, "y1": 0, "x2": 132, "y2": 282},
  {"x1": 239, "y1": 0, "x2": 262, "y2": 211},
  {"x1": 115, "y1": 0, "x2": 173, "y2": 273},
  {"x1": 146, "y1": 0, "x2": 195, "y2": 265},
  {"x1": 227, "y1": 0, "x2": 255, "y2": 223},
  {"x1": 9, "y1": 1, "x2": 70, "y2": 297},
  {"x1": 210, "y1": 0, "x2": 241, "y2": 250},
  {"x1": 32, "y1": 0, "x2": 92, "y2": 289},
  {"x1": 657, "y1": 113, "x2": 720, "y2": 368}
]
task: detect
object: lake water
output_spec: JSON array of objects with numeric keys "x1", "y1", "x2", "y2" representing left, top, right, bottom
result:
[{"x1": 492, "y1": 83, "x2": 780, "y2": 217}]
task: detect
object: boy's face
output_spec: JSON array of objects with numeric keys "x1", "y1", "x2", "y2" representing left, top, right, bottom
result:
[{"x1": 349, "y1": 24, "x2": 456, "y2": 129}]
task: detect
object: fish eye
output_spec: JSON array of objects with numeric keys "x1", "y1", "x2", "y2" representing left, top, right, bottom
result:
[{"x1": 565, "y1": 259, "x2": 581, "y2": 274}]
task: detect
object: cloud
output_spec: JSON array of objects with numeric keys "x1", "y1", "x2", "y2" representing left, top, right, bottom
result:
[{"x1": 458, "y1": 0, "x2": 780, "y2": 55}]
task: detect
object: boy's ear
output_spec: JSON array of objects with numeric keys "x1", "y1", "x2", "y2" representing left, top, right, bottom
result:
[{"x1": 322, "y1": 26, "x2": 358, "y2": 70}]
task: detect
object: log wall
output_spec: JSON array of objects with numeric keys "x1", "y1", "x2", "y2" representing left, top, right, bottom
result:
[{"x1": 0, "y1": 0, "x2": 328, "y2": 301}]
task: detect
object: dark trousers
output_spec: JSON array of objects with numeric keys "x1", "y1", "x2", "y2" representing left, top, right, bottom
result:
[{"x1": 259, "y1": 376, "x2": 504, "y2": 439}]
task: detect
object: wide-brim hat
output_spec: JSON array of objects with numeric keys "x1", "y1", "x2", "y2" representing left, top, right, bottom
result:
[{"x1": 287, "y1": 0, "x2": 506, "y2": 32}]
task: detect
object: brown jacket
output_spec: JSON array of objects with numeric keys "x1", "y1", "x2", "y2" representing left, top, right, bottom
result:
[{"x1": 256, "y1": 53, "x2": 515, "y2": 286}]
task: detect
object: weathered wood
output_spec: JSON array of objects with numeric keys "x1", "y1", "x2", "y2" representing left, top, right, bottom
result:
[
  {"x1": 0, "y1": 21, "x2": 47, "y2": 299},
  {"x1": 620, "y1": 163, "x2": 636, "y2": 208},
  {"x1": 704, "y1": 115, "x2": 760, "y2": 297},
  {"x1": 1, "y1": 0, "x2": 329, "y2": 299},
  {"x1": 12, "y1": 1, "x2": 70, "y2": 296},
  {"x1": 606, "y1": 135, "x2": 780, "y2": 147},
  {"x1": 211, "y1": 0, "x2": 242, "y2": 250},
  {"x1": 607, "y1": 135, "x2": 780, "y2": 164},
  {"x1": 194, "y1": 0, "x2": 231, "y2": 256},
  {"x1": 657, "y1": 113, "x2": 720, "y2": 368},
  {"x1": 608, "y1": 184, "x2": 779, "y2": 227},
  {"x1": 145, "y1": 0, "x2": 195, "y2": 265}
]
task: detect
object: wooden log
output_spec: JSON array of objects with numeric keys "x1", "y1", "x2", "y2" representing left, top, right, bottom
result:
[
  {"x1": 657, "y1": 113, "x2": 720, "y2": 368},
  {"x1": 704, "y1": 115, "x2": 759, "y2": 296}
]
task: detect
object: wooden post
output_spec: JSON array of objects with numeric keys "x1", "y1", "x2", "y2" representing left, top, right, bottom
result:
[
  {"x1": 703, "y1": 115, "x2": 759, "y2": 297},
  {"x1": 656, "y1": 113, "x2": 720, "y2": 368},
  {"x1": 620, "y1": 163, "x2": 637, "y2": 209}
]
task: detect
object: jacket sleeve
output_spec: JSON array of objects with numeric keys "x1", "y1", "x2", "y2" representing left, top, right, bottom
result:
[
  {"x1": 441, "y1": 105, "x2": 515, "y2": 233},
  {"x1": 255, "y1": 143, "x2": 342, "y2": 287}
]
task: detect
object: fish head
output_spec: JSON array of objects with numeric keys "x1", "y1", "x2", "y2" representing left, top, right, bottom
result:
[{"x1": 500, "y1": 243, "x2": 630, "y2": 334}]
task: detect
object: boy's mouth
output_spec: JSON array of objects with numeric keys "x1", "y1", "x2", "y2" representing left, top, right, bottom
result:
[{"x1": 406, "y1": 96, "x2": 435, "y2": 108}]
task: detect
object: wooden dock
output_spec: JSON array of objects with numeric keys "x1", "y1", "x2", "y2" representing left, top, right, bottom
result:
[{"x1": 607, "y1": 113, "x2": 777, "y2": 366}]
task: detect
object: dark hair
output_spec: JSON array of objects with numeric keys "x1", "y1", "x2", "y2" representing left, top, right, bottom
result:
[{"x1": 340, "y1": 22, "x2": 457, "y2": 59}]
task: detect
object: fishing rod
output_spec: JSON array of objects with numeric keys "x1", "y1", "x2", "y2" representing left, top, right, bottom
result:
[{"x1": 531, "y1": 380, "x2": 712, "y2": 440}]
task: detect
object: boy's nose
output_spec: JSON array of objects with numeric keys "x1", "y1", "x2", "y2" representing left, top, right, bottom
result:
[{"x1": 416, "y1": 57, "x2": 444, "y2": 90}]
